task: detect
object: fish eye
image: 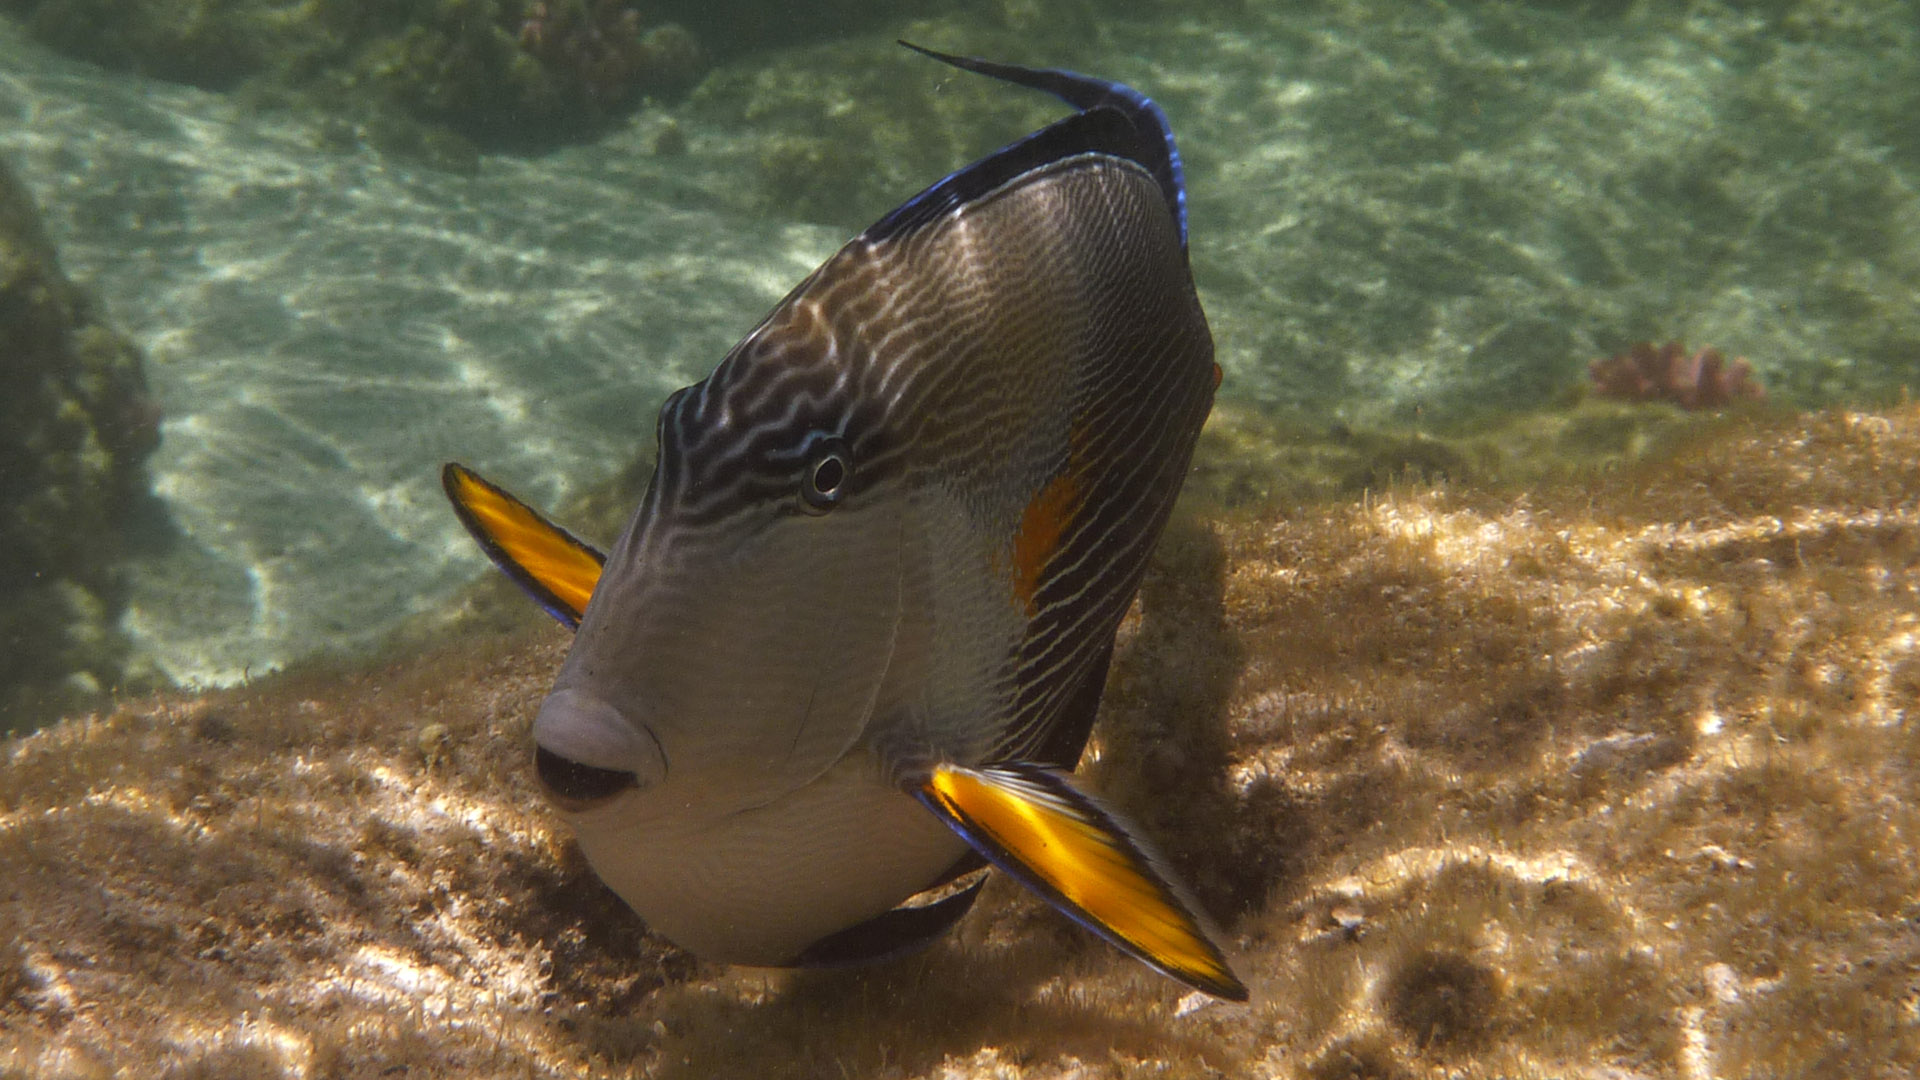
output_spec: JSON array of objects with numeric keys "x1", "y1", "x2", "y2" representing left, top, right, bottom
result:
[{"x1": 800, "y1": 436, "x2": 851, "y2": 513}]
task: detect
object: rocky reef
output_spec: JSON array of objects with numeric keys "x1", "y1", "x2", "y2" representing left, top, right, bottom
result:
[
  {"x1": 4, "y1": 403, "x2": 1916, "y2": 1077},
  {"x1": 0, "y1": 160, "x2": 159, "y2": 732},
  {"x1": 0, "y1": 0, "x2": 709, "y2": 155}
]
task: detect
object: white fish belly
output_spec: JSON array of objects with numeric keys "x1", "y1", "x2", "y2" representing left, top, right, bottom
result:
[{"x1": 570, "y1": 756, "x2": 969, "y2": 965}]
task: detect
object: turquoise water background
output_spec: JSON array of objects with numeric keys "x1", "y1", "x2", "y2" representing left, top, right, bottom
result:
[{"x1": 0, "y1": 1, "x2": 1915, "y2": 694}]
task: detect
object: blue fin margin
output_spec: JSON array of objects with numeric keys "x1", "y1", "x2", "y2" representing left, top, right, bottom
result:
[{"x1": 869, "y1": 42, "x2": 1189, "y2": 250}]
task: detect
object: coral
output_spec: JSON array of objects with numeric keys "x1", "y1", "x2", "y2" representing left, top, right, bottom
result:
[
  {"x1": 4, "y1": 405, "x2": 1919, "y2": 1076},
  {"x1": 516, "y1": 2, "x2": 702, "y2": 108},
  {"x1": 1589, "y1": 340, "x2": 1766, "y2": 410},
  {"x1": 0, "y1": 161, "x2": 160, "y2": 732},
  {"x1": 357, "y1": 0, "x2": 706, "y2": 151}
]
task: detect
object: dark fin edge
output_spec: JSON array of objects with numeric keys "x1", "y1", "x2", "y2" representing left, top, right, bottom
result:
[
  {"x1": 915, "y1": 763, "x2": 1249, "y2": 1001},
  {"x1": 440, "y1": 462, "x2": 606, "y2": 630},
  {"x1": 787, "y1": 875, "x2": 988, "y2": 968},
  {"x1": 896, "y1": 41, "x2": 1188, "y2": 248},
  {"x1": 1015, "y1": 637, "x2": 1115, "y2": 771}
]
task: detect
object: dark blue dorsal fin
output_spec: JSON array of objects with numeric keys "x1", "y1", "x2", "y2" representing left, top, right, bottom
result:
[{"x1": 869, "y1": 42, "x2": 1190, "y2": 249}]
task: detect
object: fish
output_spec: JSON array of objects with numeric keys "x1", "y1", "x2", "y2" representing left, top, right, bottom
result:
[{"x1": 442, "y1": 42, "x2": 1244, "y2": 1001}]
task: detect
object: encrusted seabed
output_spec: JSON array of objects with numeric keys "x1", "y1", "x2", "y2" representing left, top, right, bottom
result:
[{"x1": 4, "y1": 406, "x2": 1918, "y2": 1078}]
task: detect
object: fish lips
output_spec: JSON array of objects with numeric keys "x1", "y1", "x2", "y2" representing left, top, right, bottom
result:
[{"x1": 532, "y1": 687, "x2": 667, "y2": 812}]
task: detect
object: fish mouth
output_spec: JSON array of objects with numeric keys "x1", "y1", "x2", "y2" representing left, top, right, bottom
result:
[
  {"x1": 535, "y1": 746, "x2": 637, "y2": 811},
  {"x1": 532, "y1": 687, "x2": 667, "y2": 813}
]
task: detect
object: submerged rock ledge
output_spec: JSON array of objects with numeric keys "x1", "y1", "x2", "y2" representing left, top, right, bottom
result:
[{"x1": 3, "y1": 406, "x2": 1917, "y2": 1078}]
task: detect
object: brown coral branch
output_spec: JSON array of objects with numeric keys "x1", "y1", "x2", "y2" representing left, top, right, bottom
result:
[{"x1": 1589, "y1": 341, "x2": 1765, "y2": 410}]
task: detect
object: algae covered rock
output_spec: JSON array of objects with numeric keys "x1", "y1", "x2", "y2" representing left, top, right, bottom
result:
[
  {"x1": 3, "y1": 0, "x2": 278, "y2": 91},
  {"x1": 359, "y1": 0, "x2": 706, "y2": 153},
  {"x1": 0, "y1": 160, "x2": 159, "y2": 732},
  {"x1": 1, "y1": 0, "x2": 710, "y2": 153}
]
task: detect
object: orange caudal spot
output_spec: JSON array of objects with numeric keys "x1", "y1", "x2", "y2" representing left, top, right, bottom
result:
[
  {"x1": 1212, "y1": 362, "x2": 1223, "y2": 390},
  {"x1": 1009, "y1": 470, "x2": 1081, "y2": 616}
]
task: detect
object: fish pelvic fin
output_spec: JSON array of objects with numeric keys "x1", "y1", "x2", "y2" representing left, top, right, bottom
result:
[
  {"x1": 787, "y1": 875, "x2": 988, "y2": 969},
  {"x1": 441, "y1": 463, "x2": 605, "y2": 629},
  {"x1": 914, "y1": 762, "x2": 1247, "y2": 1001}
]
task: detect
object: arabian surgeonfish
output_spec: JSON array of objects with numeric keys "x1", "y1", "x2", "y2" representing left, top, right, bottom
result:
[{"x1": 442, "y1": 42, "x2": 1244, "y2": 1001}]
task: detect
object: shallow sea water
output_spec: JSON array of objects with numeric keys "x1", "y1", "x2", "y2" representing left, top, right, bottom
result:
[
  {"x1": 0, "y1": 2, "x2": 1915, "y2": 690},
  {"x1": 3, "y1": 3, "x2": 1920, "y2": 1077}
]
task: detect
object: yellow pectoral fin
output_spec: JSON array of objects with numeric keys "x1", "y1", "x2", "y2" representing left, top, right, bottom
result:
[
  {"x1": 441, "y1": 463, "x2": 605, "y2": 628},
  {"x1": 917, "y1": 762, "x2": 1247, "y2": 1001}
]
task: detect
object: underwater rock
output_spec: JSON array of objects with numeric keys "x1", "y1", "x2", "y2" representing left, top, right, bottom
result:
[
  {"x1": 0, "y1": 161, "x2": 159, "y2": 732},
  {"x1": 2, "y1": 0, "x2": 708, "y2": 154},
  {"x1": 4, "y1": 0, "x2": 273, "y2": 91},
  {"x1": 3, "y1": 405, "x2": 1917, "y2": 1076},
  {"x1": 354, "y1": 0, "x2": 710, "y2": 153}
]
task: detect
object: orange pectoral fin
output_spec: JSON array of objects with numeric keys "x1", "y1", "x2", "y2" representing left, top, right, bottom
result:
[
  {"x1": 915, "y1": 762, "x2": 1247, "y2": 1001},
  {"x1": 441, "y1": 463, "x2": 605, "y2": 629}
]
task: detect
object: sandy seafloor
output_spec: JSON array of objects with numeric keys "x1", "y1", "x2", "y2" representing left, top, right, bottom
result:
[
  {"x1": 4, "y1": 406, "x2": 1919, "y2": 1077},
  {"x1": 3, "y1": 0, "x2": 1920, "y2": 1075},
  {"x1": 0, "y1": 1, "x2": 1916, "y2": 688}
]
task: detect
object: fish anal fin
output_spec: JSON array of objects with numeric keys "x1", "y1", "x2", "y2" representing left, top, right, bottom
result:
[
  {"x1": 915, "y1": 762, "x2": 1247, "y2": 1001},
  {"x1": 786, "y1": 876, "x2": 987, "y2": 969},
  {"x1": 441, "y1": 463, "x2": 606, "y2": 629}
]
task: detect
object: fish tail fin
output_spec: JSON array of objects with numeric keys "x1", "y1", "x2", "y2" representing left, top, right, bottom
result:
[
  {"x1": 914, "y1": 761, "x2": 1247, "y2": 1001},
  {"x1": 441, "y1": 463, "x2": 605, "y2": 629},
  {"x1": 897, "y1": 40, "x2": 1188, "y2": 247}
]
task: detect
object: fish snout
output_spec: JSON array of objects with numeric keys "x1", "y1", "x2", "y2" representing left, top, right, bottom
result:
[{"x1": 532, "y1": 688, "x2": 667, "y2": 812}]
